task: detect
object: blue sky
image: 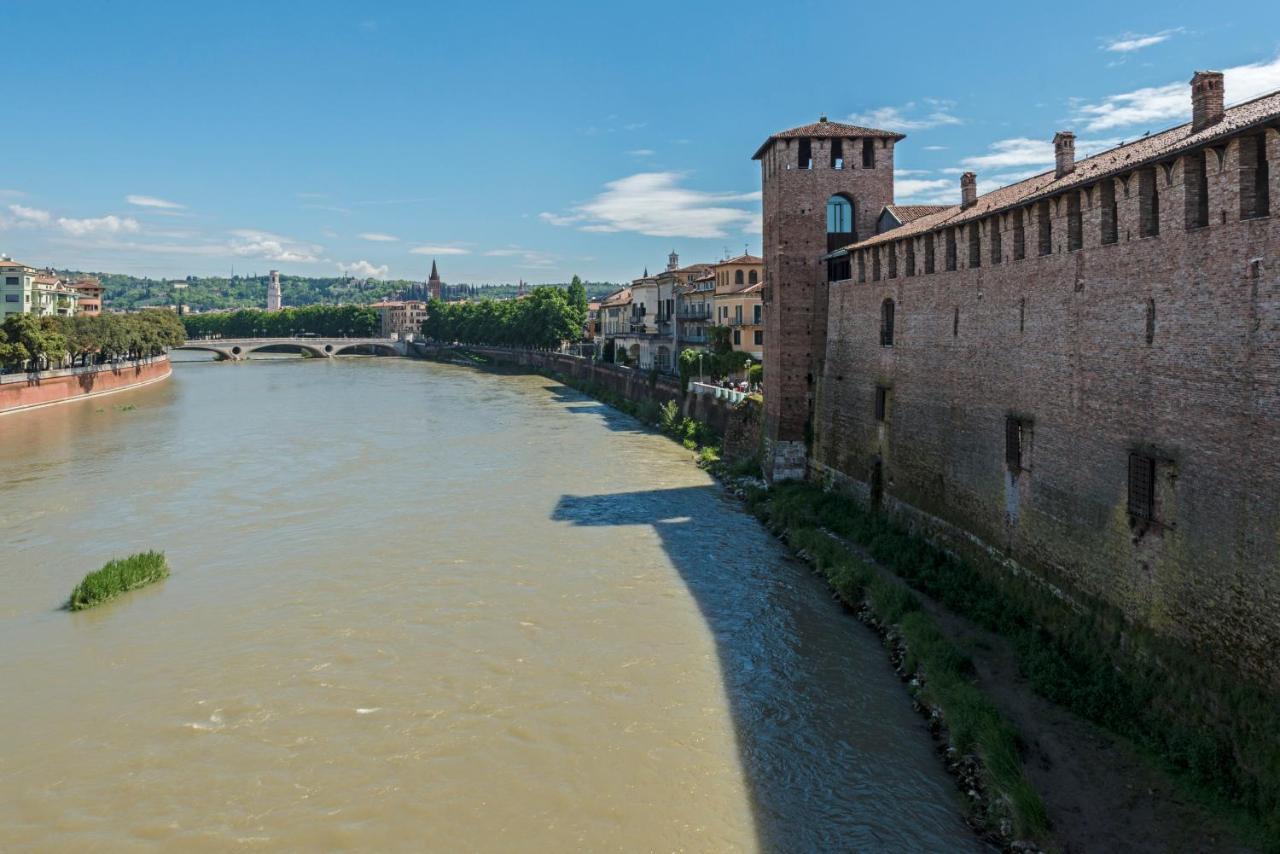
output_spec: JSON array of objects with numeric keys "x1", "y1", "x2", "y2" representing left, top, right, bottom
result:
[{"x1": 2, "y1": 0, "x2": 1279, "y2": 284}]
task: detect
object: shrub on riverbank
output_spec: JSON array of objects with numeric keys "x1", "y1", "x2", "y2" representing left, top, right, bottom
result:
[
  {"x1": 68, "y1": 551, "x2": 169, "y2": 611},
  {"x1": 784, "y1": 525, "x2": 1048, "y2": 841},
  {"x1": 750, "y1": 481, "x2": 1280, "y2": 847}
]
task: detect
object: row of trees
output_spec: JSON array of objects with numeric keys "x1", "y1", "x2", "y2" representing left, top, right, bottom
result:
[
  {"x1": 0, "y1": 310, "x2": 186, "y2": 371},
  {"x1": 421, "y1": 284, "x2": 588, "y2": 350},
  {"x1": 181, "y1": 305, "x2": 379, "y2": 339}
]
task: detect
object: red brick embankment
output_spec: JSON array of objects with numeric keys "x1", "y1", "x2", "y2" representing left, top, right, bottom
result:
[{"x1": 0, "y1": 356, "x2": 171, "y2": 415}]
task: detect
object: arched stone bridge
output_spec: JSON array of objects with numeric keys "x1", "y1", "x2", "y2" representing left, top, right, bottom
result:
[{"x1": 175, "y1": 337, "x2": 407, "y2": 360}]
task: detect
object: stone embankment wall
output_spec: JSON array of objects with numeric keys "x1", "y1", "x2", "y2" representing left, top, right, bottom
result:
[
  {"x1": 0, "y1": 356, "x2": 171, "y2": 415},
  {"x1": 437, "y1": 346, "x2": 763, "y2": 461}
]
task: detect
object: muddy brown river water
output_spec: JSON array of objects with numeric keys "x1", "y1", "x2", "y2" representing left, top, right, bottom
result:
[{"x1": 0, "y1": 355, "x2": 983, "y2": 852}]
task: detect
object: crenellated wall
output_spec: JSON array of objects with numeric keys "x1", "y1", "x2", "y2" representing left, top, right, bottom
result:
[{"x1": 816, "y1": 128, "x2": 1280, "y2": 684}]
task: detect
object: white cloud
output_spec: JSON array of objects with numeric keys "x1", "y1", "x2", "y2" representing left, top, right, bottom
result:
[
  {"x1": 409, "y1": 245, "x2": 470, "y2": 255},
  {"x1": 1074, "y1": 54, "x2": 1280, "y2": 131},
  {"x1": 7, "y1": 204, "x2": 142, "y2": 237},
  {"x1": 484, "y1": 246, "x2": 557, "y2": 267},
  {"x1": 8, "y1": 204, "x2": 51, "y2": 225},
  {"x1": 126, "y1": 194, "x2": 185, "y2": 210},
  {"x1": 338, "y1": 259, "x2": 389, "y2": 279},
  {"x1": 1102, "y1": 28, "x2": 1182, "y2": 53},
  {"x1": 849, "y1": 101, "x2": 961, "y2": 131},
  {"x1": 954, "y1": 136, "x2": 1118, "y2": 173},
  {"x1": 57, "y1": 215, "x2": 140, "y2": 237},
  {"x1": 923, "y1": 145, "x2": 948, "y2": 151},
  {"x1": 627, "y1": 149, "x2": 656, "y2": 156},
  {"x1": 894, "y1": 178, "x2": 955, "y2": 204},
  {"x1": 229, "y1": 229, "x2": 322, "y2": 263},
  {"x1": 358, "y1": 232, "x2": 399, "y2": 242},
  {"x1": 541, "y1": 172, "x2": 760, "y2": 239}
]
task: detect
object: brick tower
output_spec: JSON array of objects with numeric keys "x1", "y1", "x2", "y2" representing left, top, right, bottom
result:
[
  {"x1": 428, "y1": 260, "x2": 442, "y2": 300},
  {"x1": 753, "y1": 116, "x2": 901, "y2": 480}
]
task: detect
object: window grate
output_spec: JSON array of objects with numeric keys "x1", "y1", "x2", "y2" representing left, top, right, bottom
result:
[
  {"x1": 1128, "y1": 453, "x2": 1156, "y2": 521},
  {"x1": 1006, "y1": 417, "x2": 1023, "y2": 471},
  {"x1": 874, "y1": 386, "x2": 888, "y2": 422}
]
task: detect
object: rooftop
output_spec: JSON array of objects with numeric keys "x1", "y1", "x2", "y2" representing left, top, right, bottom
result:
[
  {"x1": 753, "y1": 117, "x2": 905, "y2": 160},
  {"x1": 714, "y1": 253, "x2": 764, "y2": 267},
  {"x1": 839, "y1": 84, "x2": 1280, "y2": 253}
]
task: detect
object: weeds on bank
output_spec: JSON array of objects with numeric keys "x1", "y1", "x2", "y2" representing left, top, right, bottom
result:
[
  {"x1": 749, "y1": 481, "x2": 1280, "y2": 847},
  {"x1": 68, "y1": 551, "x2": 169, "y2": 611},
  {"x1": 785, "y1": 525, "x2": 1049, "y2": 840}
]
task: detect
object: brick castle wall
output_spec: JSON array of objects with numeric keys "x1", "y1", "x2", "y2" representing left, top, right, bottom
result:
[{"x1": 813, "y1": 129, "x2": 1280, "y2": 683}]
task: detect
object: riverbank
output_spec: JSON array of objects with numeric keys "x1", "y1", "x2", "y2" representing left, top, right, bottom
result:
[
  {"x1": 437, "y1": 349, "x2": 1274, "y2": 852},
  {"x1": 0, "y1": 355, "x2": 170, "y2": 415}
]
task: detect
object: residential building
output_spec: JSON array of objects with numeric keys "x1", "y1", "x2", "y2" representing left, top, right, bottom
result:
[
  {"x1": 1, "y1": 258, "x2": 37, "y2": 318},
  {"x1": 676, "y1": 271, "x2": 716, "y2": 351},
  {"x1": 712, "y1": 254, "x2": 765, "y2": 359},
  {"x1": 68, "y1": 277, "x2": 104, "y2": 315},
  {"x1": 370, "y1": 300, "x2": 429, "y2": 339}
]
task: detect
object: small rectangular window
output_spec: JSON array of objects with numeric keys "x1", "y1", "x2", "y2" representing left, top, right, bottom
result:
[
  {"x1": 1241, "y1": 133, "x2": 1271, "y2": 220},
  {"x1": 798, "y1": 138, "x2": 812, "y2": 170},
  {"x1": 905, "y1": 240, "x2": 916, "y2": 277},
  {"x1": 874, "y1": 386, "x2": 888, "y2": 422},
  {"x1": 968, "y1": 222, "x2": 981, "y2": 267},
  {"x1": 1006, "y1": 416, "x2": 1032, "y2": 472},
  {"x1": 990, "y1": 217, "x2": 1002, "y2": 265},
  {"x1": 733, "y1": 329, "x2": 741, "y2": 345},
  {"x1": 753, "y1": 305, "x2": 761, "y2": 323},
  {"x1": 4, "y1": 294, "x2": 18, "y2": 302},
  {"x1": 862, "y1": 138, "x2": 875, "y2": 169},
  {"x1": 830, "y1": 138, "x2": 844, "y2": 170},
  {"x1": 1128, "y1": 453, "x2": 1157, "y2": 523},
  {"x1": 924, "y1": 234, "x2": 935, "y2": 274},
  {"x1": 888, "y1": 244, "x2": 897, "y2": 278},
  {"x1": 872, "y1": 249, "x2": 881, "y2": 281},
  {"x1": 1013, "y1": 209, "x2": 1026, "y2": 260},
  {"x1": 754, "y1": 330, "x2": 763, "y2": 345},
  {"x1": 945, "y1": 229, "x2": 957, "y2": 271},
  {"x1": 857, "y1": 251, "x2": 867, "y2": 283}
]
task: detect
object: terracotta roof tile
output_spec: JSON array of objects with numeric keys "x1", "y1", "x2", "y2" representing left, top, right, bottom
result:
[
  {"x1": 599, "y1": 288, "x2": 632, "y2": 307},
  {"x1": 839, "y1": 88, "x2": 1280, "y2": 253},
  {"x1": 884, "y1": 204, "x2": 951, "y2": 224},
  {"x1": 714, "y1": 254, "x2": 764, "y2": 266},
  {"x1": 754, "y1": 118, "x2": 904, "y2": 159}
]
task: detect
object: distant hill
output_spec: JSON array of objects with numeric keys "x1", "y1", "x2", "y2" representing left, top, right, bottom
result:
[{"x1": 53, "y1": 271, "x2": 625, "y2": 312}]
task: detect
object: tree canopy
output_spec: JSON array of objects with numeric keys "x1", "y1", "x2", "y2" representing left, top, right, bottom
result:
[
  {"x1": 181, "y1": 305, "x2": 379, "y2": 339},
  {"x1": 0, "y1": 310, "x2": 185, "y2": 371},
  {"x1": 421, "y1": 287, "x2": 586, "y2": 350}
]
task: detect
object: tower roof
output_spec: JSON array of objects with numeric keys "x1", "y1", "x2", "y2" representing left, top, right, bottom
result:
[
  {"x1": 752, "y1": 117, "x2": 905, "y2": 159},
  {"x1": 428, "y1": 260, "x2": 440, "y2": 282}
]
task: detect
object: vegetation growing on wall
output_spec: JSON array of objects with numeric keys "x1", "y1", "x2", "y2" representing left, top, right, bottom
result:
[{"x1": 748, "y1": 481, "x2": 1280, "y2": 847}]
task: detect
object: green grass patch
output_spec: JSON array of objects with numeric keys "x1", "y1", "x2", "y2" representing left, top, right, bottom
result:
[
  {"x1": 68, "y1": 551, "x2": 169, "y2": 611},
  {"x1": 785, "y1": 523, "x2": 1047, "y2": 839},
  {"x1": 749, "y1": 481, "x2": 1280, "y2": 846}
]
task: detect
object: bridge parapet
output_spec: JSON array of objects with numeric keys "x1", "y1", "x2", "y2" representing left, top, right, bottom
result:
[{"x1": 175, "y1": 337, "x2": 404, "y2": 360}]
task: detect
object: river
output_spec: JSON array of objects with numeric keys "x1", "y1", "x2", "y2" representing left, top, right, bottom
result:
[{"x1": 0, "y1": 355, "x2": 982, "y2": 852}]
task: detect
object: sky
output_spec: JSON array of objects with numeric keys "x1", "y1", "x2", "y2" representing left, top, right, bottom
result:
[{"x1": 2, "y1": 0, "x2": 1279, "y2": 285}]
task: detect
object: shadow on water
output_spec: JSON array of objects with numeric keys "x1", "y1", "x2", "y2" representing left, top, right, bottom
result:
[
  {"x1": 542, "y1": 383, "x2": 652, "y2": 434},
  {"x1": 553, "y1": 486, "x2": 983, "y2": 853}
]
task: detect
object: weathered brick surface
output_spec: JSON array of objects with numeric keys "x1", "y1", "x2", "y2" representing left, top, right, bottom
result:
[
  {"x1": 758, "y1": 131, "x2": 895, "y2": 478},
  {"x1": 811, "y1": 130, "x2": 1280, "y2": 683}
]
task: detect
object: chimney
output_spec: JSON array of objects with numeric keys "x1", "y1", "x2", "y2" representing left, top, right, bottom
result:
[
  {"x1": 1191, "y1": 70, "x2": 1224, "y2": 132},
  {"x1": 960, "y1": 172, "x2": 978, "y2": 209},
  {"x1": 1053, "y1": 131, "x2": 1076, "y2": 178}
]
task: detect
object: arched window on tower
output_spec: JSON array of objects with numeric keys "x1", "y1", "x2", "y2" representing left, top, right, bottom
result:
[
  {"x1": 826, "y1": 195, "x2": 855, "y2": 251},
  {"x1": 748, "y1": 270, "x2": 758, "y2": 285},
  {"x1": 734, "y1": 270, "x2": 744, "y2": 285}
]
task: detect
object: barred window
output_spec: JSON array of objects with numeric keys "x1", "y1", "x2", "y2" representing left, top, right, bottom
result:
[
  {"x1": 875, "y1": 386, "x2": 888, "y2": 422},
  {"x1": 1006, "y1": 416, "x2": 1032, "y2": 472},
  {"x1": 1128, "y1": 453, "x2": 1157, "y2": 522}
]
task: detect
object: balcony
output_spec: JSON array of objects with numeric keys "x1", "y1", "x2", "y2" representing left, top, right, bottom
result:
[{"x1": 679, "y1": 304, "x2": 711, "y2": 319}]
